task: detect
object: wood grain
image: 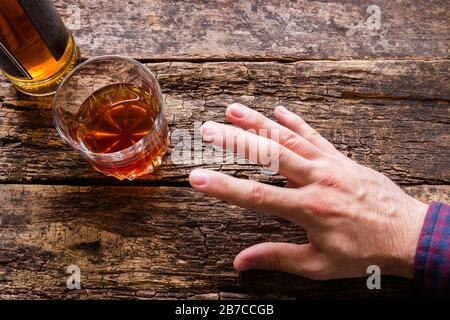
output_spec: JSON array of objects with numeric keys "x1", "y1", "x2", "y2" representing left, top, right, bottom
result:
[
  {"x1": 0, "y1": 184, "x2": 448, "y2": 299},
  {"x1": 53, "y1": 0, "x2": 450, "y2": 60},
  {"x1": 0, "y1": 0, "x2": 449, "y2": 300},
  {"x1": 1, "y1": 61, "x2": 448, "y2": 185}
]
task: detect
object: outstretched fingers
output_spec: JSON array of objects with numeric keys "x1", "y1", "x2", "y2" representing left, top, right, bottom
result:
[
  {"x1": 200, "y1": 121, "x2": 314, "y2": 186},
  {"x1": 226, "y1": 103, "x2": 322, "y2": 160}
]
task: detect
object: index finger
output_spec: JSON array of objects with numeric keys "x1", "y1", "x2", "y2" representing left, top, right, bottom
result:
[{"x1": 189, "y1": 169, "x2": 313, "y2": 227}]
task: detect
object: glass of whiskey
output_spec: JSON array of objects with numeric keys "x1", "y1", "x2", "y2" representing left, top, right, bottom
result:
[{"x1": 52, "y1": 56, "x2": 169, "y2": 180}]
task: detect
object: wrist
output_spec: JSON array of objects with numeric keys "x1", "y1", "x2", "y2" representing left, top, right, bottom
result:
[{"x1": 393, "y1": 198, "x2": 428, "y2": 278}]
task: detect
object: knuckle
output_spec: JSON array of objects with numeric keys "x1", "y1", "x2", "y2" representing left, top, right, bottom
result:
[
  {"x1": 295, "y1": 116, "x2": 306, "y2": 128},
  {"x1": 317, "y1": 172, "x2": 341, "y2": 189},
  {"x1": 281, "y1": 130, "x2": 300, "y2": 150},
  {"x1": 302, "y1": 263, "x2": 329, "y2": 280},
  {"x1": 299, "y1": 253, "x2": 331, "y2": 280},
  {"x1": 306, "y1": 130, "x2": 322, "y2": 142},
  {"x1": 247, "y1": 182, "x2": 266, "y2": 207},
  {"x1": 303, "y1": 195, "x2": 332, "y2": 216},
  {"x1": 224, "y1": 175, "x2": 234, "y2": 195},
  {"x1": 267, "y1": 251, "x2": 283, "y2": 271},
  {"x1": 254, "y1": 115, "x2": 267, "y2": 130}
]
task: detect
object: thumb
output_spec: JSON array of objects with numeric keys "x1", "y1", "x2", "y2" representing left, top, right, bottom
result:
[{"x1": 234, "y1": 242, "x2": 328, "y2": 279}]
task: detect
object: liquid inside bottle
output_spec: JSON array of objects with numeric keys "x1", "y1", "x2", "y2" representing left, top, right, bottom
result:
[{"x1": 0, "y1": 0, "x2": 79, "y2": 96}]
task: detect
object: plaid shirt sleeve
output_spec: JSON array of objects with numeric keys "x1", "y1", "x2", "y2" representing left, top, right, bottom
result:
[{"x1": 413, "y1": 201, "x2": 450, "y2": 297}]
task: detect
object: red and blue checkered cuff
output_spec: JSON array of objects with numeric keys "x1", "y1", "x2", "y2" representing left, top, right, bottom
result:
[{"x1": 413, "y1": 201, "x2": 450, "y2": 297}]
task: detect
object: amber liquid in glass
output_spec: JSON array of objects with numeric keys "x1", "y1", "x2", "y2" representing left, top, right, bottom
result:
[{"x1": 76, "y1": 83, "x2": 168, "y2": 178}]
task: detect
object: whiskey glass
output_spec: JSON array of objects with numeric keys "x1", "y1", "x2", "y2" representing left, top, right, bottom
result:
[{"x1": 52, "y1": 55, "x2": 169, "y2": 180}]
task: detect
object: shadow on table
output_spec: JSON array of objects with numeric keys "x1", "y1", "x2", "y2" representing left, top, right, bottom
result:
[{"x1": 40, "y1": 186, "x2": 416, "y2": 299}]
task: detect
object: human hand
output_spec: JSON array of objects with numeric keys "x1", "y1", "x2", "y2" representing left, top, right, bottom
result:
[{"x1": 189, "y1": 103, "x2": 428, "y2": 280}]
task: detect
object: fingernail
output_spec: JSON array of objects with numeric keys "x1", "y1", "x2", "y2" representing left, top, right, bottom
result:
[
  {"x1": 277, "y1": 106, "x2": 291, "y2": 115},
  {"x1": 228, "y1": 103, "x2": 248, "y2": 118},
  {"x1": 200, "y1": 122, "x2": 217, "y2": 142},
  {"x1": 237, "y1": 260, "x2": 257, "y2": 272},
  {"x1": 190, "y1": 170, "x2": 209, "y2": 186}
]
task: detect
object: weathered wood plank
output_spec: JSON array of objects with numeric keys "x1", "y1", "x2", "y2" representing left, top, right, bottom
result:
[
  {"x1": 53, "y1": 0, "x2": 450, "y2": 60},
  {"x1": 0, "y1": 184, "x2": 447, "y2": 299},
  {"x1": 1, "y1": 61, "x2": 449, "y2": 184}
]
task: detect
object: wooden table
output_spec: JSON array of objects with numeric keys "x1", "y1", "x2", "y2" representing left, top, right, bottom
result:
[{"x1": 0, "y1": 0, "x2": 449, "y2": 299}]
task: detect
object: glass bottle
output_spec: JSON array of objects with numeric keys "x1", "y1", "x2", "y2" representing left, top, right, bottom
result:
[{"x1": 0, "y1": 0, "x2": 79, "y2": 96}]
